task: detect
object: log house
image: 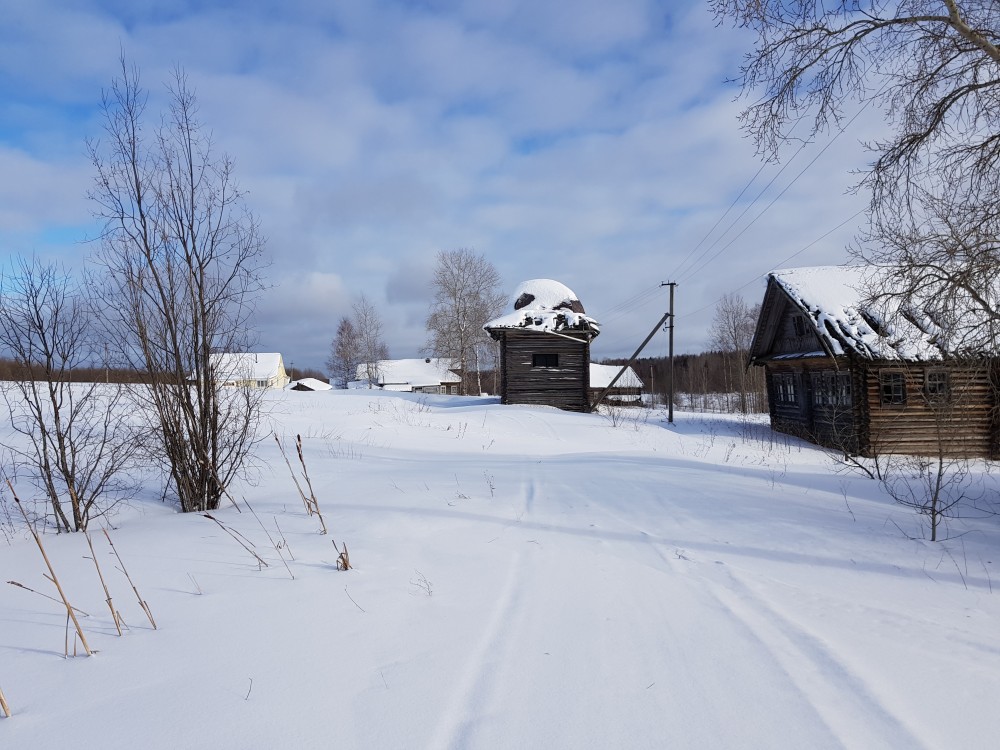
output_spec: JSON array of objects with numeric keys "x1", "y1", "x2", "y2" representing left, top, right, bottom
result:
[{"x1": 749, "y1": 266, "x2": 1000, "y2": 458}]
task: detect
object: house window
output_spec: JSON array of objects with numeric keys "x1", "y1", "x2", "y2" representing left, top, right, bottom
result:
[
  {"x1": 532, "y1": 352, "x2": 559, "y2": 368},
  {"x1": 792, "y1": 316, "x2": 807, "y2": 336},
  {"x1": 925, "y1": 370, "x2": 951, "y2": 402},
  {"x1": 811, "y1": 372, "x2": 827, "y2": 406},
  {"x1": 449, "y1": 386, "x2": 458, "y2": 394},
  {"x1": 812, "y1": 371, "x2": 852, "y2": 407},
  {"x1": 256, "y1": 380, "x2": 268, "y2": 388},
  {"x1": 836, "y1": 372, "x2": 852, "y2": 406},
  {"x1": 774, "y1": 373, "x2": 797, "y2": 404},
  {"x1": 880, "y1": 371, "x2": 906, "y2": 405}
]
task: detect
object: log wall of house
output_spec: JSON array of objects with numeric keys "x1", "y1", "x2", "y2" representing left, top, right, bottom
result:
[
  {"x1": 499, "y1": 331, "x2": 591, "y2": 412},
  {"x1": 860, "y1": 362, "x2": 998, "y2": 458},
  {"x1": 765, "y1": 358, "x2": 860, "y2": 452}
]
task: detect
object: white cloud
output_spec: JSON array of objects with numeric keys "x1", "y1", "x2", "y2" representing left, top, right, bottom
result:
[{"x1": 0, "y1": 0, "x2": 890, "y2": 369}]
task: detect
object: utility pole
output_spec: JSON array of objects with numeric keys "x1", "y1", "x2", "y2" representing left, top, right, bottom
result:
[{"x1": 661, "y1": 282, "x2": 676, "y2": 424}]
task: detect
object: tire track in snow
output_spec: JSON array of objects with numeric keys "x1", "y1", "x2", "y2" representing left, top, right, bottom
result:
[
  {"x1": 584, "y1": 503, "x2": 926, "y2": 749},
  {"x1": 426, "y1": 548, "x2": 526, "y2": 750},
  {"x1": 702, "y1": 565, "x2": 929, "y2": 750}
]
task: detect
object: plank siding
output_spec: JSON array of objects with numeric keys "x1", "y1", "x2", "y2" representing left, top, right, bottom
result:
[{"x1": 498, "y1": 331, "x2": 591, "y2": 412}]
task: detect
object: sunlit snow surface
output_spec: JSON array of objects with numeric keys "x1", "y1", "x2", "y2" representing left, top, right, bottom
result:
[{"x1": 3, "y1": 388, "x2": 1000, "y2": 749}]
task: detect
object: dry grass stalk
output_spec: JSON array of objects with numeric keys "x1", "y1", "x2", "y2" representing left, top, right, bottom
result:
[
  {"x1": 274, "y1": 518, "x2": 294, "y2": 560},
  {"x1": 244, "y1": 499, "x2": 294, "y2": 579},
  {"x1": 295, "y1": 435, "x2": 328, "y2": 534},
  {"x1": 202, "y1": 513, "x2": 269, "y2": 570},
  {"x1": 0, "y1": 683, "x2": 10, "y2": 718},
  {"x1": 7, "y1": 580, "x2": 91, "y2": 617},
  {"x1": 8, "y1": 481, "x2": 92, "y2": 656},
  {"x1": 85, "y1": 532, "x2": 125, "y2": 636},
  {"x1": 273, "y1": 432, "x2": 314, "y2": 515},
  {"x1": 102, "y1": 528, "x2": 157, "y2": 630},
  {"x1": 332, "y1": 539, "x2": 351, "y2": 571}
]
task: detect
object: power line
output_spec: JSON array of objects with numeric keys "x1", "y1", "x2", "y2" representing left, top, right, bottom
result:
[
  {"x1": 677, "y1": 207, "x2": 866, "y2": 320},
  {"x1": 673, "y1": 87, "x2": 885, "y2": 285}
]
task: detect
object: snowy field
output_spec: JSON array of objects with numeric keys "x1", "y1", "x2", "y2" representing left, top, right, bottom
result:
[{"x1": 3, "y1": 389, "x2": 1000, "y2": 749}]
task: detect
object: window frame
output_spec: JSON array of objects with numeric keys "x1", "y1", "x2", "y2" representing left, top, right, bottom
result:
[
  {"x1": 924, "y1": 369, "x2": 951, "y2": 403},
  {"x1": 773, "y1": 372, "x2": 797, "y2": 405},
  {"x1": 879, "y1": 370, "x2": 907, "y2": 406},
  {"x1": 531, "y1": 352, "x2": 559, "y2": 368}
]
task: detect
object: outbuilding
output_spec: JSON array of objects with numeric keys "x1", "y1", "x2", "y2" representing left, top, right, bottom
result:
[{"x1": 484, "y1": 279, "x2": 600, "y2": 412}]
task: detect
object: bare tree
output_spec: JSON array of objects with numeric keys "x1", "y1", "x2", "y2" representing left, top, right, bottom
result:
[
  {"x1": 89, "y1": 60, "x2": 266, "y2": 513},
  {"x1": 860, "y1": 182, "x2": 1000, "y2": 353},
  {"x1": 709, "y1": 294, "x2": 766, "y2": 413},
  {"x1": 878, "y1": 361, "x2": 987, "y2": 541},
  {"x1": 712, "y1": 1, "x2": 1000, "y2": 207},
  {"x1": 352, "y1": 294, "x2": 388, "y2": 388},
  {"x1": 327, "y1": 316, "x2": 361, "y2": 388},
  {"x1": 0, "y1": 258, "x2": 140, "y2": 532},
  {"x1": 714, "y1": 3, "x2": 1000, "y2": 327},
  {"x1": 425, "y1": 249, "x2": 506, "y2": 395}
]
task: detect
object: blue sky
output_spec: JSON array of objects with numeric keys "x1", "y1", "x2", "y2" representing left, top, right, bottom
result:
[{"x1": 0, "y1": 0, "x2": 880, "y2": 370}]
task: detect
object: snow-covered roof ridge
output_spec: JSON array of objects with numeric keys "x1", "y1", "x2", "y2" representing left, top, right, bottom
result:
[
  {"x1": 768, "y1": 264, "x2": 967, "y2": 361},
  {"x1": 589, "y1": 363, "x2": 642, "y2": 389},
  {"x1": 210, "y1": 352, "x2": 285, "y2": 380},
  {"x1": 355, "y1": 358, "x2": 461, "y2": 387},
  {"x1": 485, "y1": 278, "x2": 600, "y2": 337}
]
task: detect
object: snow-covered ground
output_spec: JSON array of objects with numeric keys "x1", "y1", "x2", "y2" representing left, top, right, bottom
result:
[{"x1": 3, "y1": 389, "x2": 1000, "y2": 749}]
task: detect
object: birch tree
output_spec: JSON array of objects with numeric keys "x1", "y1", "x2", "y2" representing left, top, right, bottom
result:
[
  {"x1": 89, "y1": 59, "x2": 266, "y2": 513},
  {"x1": 425, "y1": 249, "x2": 505, "y2": 395}
]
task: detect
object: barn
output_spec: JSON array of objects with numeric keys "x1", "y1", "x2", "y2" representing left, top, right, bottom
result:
[
  {"x1": 589, "y1": 363, "x2": 643, "y2": 405},
  {"x1": 748, "y1": 265, "x2": 999, "y2": 458},
  {"x1": 484, "y1": 279, "x2": 601, "y2": 412}
]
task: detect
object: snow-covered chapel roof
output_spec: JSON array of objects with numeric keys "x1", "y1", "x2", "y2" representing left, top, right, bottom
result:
[{"x1": 484, "y1": 279, "x2": 600, "y2": 338}]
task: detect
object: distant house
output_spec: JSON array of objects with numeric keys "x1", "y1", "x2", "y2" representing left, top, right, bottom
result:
[
  {"x1": 484, "y1": 279, "x2": 601, "y2": 412},
  {"x1": 589, "y1": 363, "x2": 643, "y2": 405},
  {"x1": 748, "y1": 266, "x2": 999, "y2": 458},
  {"x1": 287, "y1": 377, "x2": 332, "y2": 392},
  {"x1": 209, "y1": 353, "x2": 290, "y2": 390},
  {"x1": 350, "y1": 358, "x2": 462, "y2": 394}
]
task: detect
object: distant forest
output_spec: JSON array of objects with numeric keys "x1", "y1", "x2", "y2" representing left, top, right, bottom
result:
[{"x1": 599, "y1": 351, "x2": 768, "y2": 413}]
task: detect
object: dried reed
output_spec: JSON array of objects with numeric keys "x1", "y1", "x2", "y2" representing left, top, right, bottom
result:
[
  {"x1": 244, "y1": 499, "x2": 294, "y2": 579},
  {"x1": 102, "y1": 528, "x2": 157, "y2": 630},
  {"x1": 0, "y1": 683, "x2": 11, "y2": 717},
  {"x1": 85, "y1": 532, "x2": 125, "y2": 636},
  {"x1": 203, "y1": 513, "x2": 269, "y2": 570},
  {"x1": 8, "y1": 481, "x2": 92, "y2": 656}
]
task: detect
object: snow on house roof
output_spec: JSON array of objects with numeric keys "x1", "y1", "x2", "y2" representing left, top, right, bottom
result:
[
  {"x1": 210, "y1": 352, "x2": 285, "y2": 381},
  {"x1": 287, "y1": 377, "x2": 332, "y2": 391},
  {"x1": 355, "y1": 358, "x2": 461, "y2": 387},
  {"x1": 589, "y1": 363, "x2": 642, "y2": 389},
  {"x1": 484, "y1": 278, "x2": 600, "y2": 337},
  {"x1": 767, "y1": 265, "x2": 955, "y2": 361}
]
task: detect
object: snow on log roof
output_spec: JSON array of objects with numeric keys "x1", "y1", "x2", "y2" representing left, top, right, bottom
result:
[
  {"x1": 589, "y1": 363, "x2": 642, "y2": 389},
  {"x1": 210, "y1": 352, "x2": 285, "y2": 381},
  {"x1": 355, "y1": 358, "x2": 461, "y2": 387},
  {"x1": 484, "y1": 278, "x2": 600, "y2": 338},
  {"x1": 767, "y1": 266, "x2": 955, "y2": 361},
  {"x1": 287, "y1": 377, "x2": 332, "y2": 391}
]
